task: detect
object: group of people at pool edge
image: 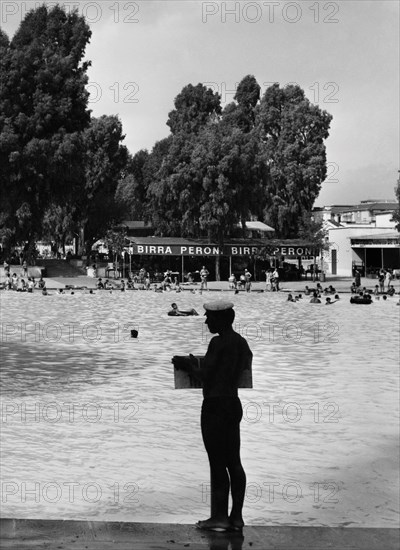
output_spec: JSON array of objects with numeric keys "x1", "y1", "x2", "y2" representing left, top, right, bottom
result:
[
  {"x1": 2, "y1": 259, "x2": 399, "y2": 300},
  {"x1": 1, "y1": 260, "x2": 400, "y2": 304},
  {"x1": 1, "y1": 272, "x2": 47, "y2": 292}
]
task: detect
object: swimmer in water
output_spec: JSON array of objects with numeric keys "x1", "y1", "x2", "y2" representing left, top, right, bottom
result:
[
  {"x1": 309, "y1": 292, "x2": 321, "y2": 304},
  {"x1": 168, "y1": 303, "x2": 199, "y2": 316}
]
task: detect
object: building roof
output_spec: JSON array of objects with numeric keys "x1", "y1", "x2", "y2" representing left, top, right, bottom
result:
[
  {"x1": 316, "y1": 202, "x2": 398, "y2": 214},
  {"x1": 350, "y1": 232, "x2": 400, "y2": 241},
  {"x1": 340, "y1": 202, "x2": 398, "y2": 213},
  {"x1": 324, "y1": 219, "x2": 342, "y2": 228},
  {"x1": 241, "y1": 221, "x2": 275, "y2": 232}
]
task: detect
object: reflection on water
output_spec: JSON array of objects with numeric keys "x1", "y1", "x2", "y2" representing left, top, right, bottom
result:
[{"x1": 1, "y1": 290, "x2": 399, "y2": 527}]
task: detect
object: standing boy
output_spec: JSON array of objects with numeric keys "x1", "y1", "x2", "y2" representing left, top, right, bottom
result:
[{"x1": 172, "y1": 301, "x2": 252, "y2": 532}]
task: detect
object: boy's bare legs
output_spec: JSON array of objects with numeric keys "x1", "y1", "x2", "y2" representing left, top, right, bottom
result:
[
  {"x1": 228, "y1": 461, "x2": 246, "y2": 529},
  {"x1": 198, "y1": 399, "x2": 246, "y2": 531},
  {"x1": 197, "y1": 464, "x2": 230, "y2": 530},
  {"x1": 227, "y1": 420, "x2": 246, "y2": 529}
]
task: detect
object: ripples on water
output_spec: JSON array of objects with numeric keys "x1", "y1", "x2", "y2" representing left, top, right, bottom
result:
[{"x1": 1, "y1": 290, "x2": 399, "y2": 526}]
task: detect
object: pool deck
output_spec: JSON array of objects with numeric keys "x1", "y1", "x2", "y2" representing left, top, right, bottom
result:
[
  {"x1": 2, "y1": 274, "x2": 398, "y2": 294},
  {"x1": 1, "y1": 519, "x2": 399, "y2": 549}
]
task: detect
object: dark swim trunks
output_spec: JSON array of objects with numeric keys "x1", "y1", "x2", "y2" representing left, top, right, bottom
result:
[{"x1": 201, "y1": 396, "x2": 243, "y2": 461}]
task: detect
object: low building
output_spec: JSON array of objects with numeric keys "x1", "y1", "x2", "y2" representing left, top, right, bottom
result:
[
  {"x1": 323, "y1": 226, "x2": 399, "y2": 276},
  {"x1": 314, "y1": 199, "x2": 398, "y2": 226},
  {"x1": 315, "y1": 199, "x2": 399, "y2": 276}
]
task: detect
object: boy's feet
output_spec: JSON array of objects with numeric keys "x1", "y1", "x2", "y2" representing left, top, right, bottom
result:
[
  {"x1": 229, "y1": 521, "x2": 244, "y2": 532},
  {"x1": 196, "y1": 518, "x2": 231, "y2": 532},
  {"x1": 229, "y1": 514, "x2": 244, "y2": 531}
]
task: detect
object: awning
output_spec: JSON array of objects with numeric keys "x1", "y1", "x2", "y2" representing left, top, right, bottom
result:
[
  {"x1": 125, "y1": 237, "x2": 319, "y2": 257},
  {"x1": 238, "y1": 221, "x2": 275, "y2": 232},
  {"x1": 351, "y1": 232, "x2": 400, "y2": 247}
]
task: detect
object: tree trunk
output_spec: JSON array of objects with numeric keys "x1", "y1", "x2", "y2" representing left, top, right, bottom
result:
[
  {"x1": 215, "y1": 256, "x2": 220, "y2": 281},
  {"x1": 78, "y1": 225, "x2": 85, "y2": 256},
  {"x1": 215, "y1": 227, "x2": 225, "y2": 282},
  {"x1": 241, "y1": 218, "x2": 246, "y2": 238}
]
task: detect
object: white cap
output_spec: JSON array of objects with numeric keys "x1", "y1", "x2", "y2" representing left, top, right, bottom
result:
[{"x1": 203, "y1": 300, "x2": 234, "y2": 311}]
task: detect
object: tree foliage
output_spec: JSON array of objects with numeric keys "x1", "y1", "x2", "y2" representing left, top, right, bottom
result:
[
  {"x1": 0, "y1": 5, "x2": 128, "y2": 254},
  {"x1": 126, "y1": 76, "x2": 332, "y2": 243},
  {"x1": 0, "y1": 4, "x2": 91, "y2": 249},
  {"x1": 80, "y1": 115, "x2": 128, "y2": 251},
  {"x1": 297, "y1": 211, "x2": 329, "y2": 250},
  {"x1": 167, "y1": 83, "x2": 221, "y2": 135},
  {"x1": 104, "y1": 225, "x2": 127, "y2": 261},
  {"x1": 256, "y1": 84, "x2": 332, "y2": 237},
  {"x1": 1, "y1": 9, "x2": 333, "y2": 260},
  {"x1": 115, "y1": 149, "x2": 150, "y2": 220}
]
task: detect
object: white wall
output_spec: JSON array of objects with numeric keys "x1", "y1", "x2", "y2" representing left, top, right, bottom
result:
[
  {"x1": 325, "y1": 227, "x2": 396, "y2": 276},
  {"x1": 374, "y1": 212, "x2": 396, "y2": 228}
]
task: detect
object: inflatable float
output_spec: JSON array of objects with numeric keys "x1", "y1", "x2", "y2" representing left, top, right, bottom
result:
[{"x1": 350, "y1": 296, "x2": 372, "y2": 304}]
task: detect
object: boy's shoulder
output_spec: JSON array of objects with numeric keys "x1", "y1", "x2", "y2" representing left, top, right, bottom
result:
[{"x1": 230, "y1": 330, "x2": 251, "y2": 349}]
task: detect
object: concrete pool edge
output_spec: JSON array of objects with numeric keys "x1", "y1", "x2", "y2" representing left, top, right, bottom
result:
[{"x1": 1, "y1": 518, "x2": 399, "y2": 549}]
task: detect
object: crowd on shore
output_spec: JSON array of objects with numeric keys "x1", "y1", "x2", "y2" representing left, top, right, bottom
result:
[
  {"x1": 1, "y1": 262, "x2": 399, "y2": 305},
  {"x1": 1, "y1": 271, "x2": 47, "y2": 293}
]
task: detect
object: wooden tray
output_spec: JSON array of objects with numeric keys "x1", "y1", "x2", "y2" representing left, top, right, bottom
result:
[{"x1": 173, "y1": 356, "x2": 253, "y2": 389}]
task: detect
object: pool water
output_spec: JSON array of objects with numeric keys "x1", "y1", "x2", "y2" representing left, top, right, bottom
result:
[{"x1": 1, "y1": 290, "x2": 399, "y2": 527}]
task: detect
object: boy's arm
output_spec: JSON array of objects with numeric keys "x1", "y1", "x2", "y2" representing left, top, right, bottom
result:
[{"x1": 240, "y1": 339, "x2": 253, "y2": 371}]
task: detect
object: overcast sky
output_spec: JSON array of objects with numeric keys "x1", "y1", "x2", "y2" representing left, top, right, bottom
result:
[{"x1": 2, "y1": 0, "x2": 399, "y2": 206}]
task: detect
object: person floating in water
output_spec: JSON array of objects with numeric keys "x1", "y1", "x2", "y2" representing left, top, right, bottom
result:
[
  {"x1": 168, "y1": 303, "x2": 199, "y2": 316},
  {"x1": 350, "y1": 291, "x2": 372, "y2": 304},
  {"x1": 172, "y1": 300, "x2": 252, "y2": 532},
  {"x1": 325, "y1": 297, "x2": 338, "y2": 305}
]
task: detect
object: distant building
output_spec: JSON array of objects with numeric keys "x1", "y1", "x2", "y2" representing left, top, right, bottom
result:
[
  {"x1": 314, "y1": 200, "x2": 399, "y2": 276},
  {"x1": 314, "y1": 199, "x2": 398, "y2": 226}
]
